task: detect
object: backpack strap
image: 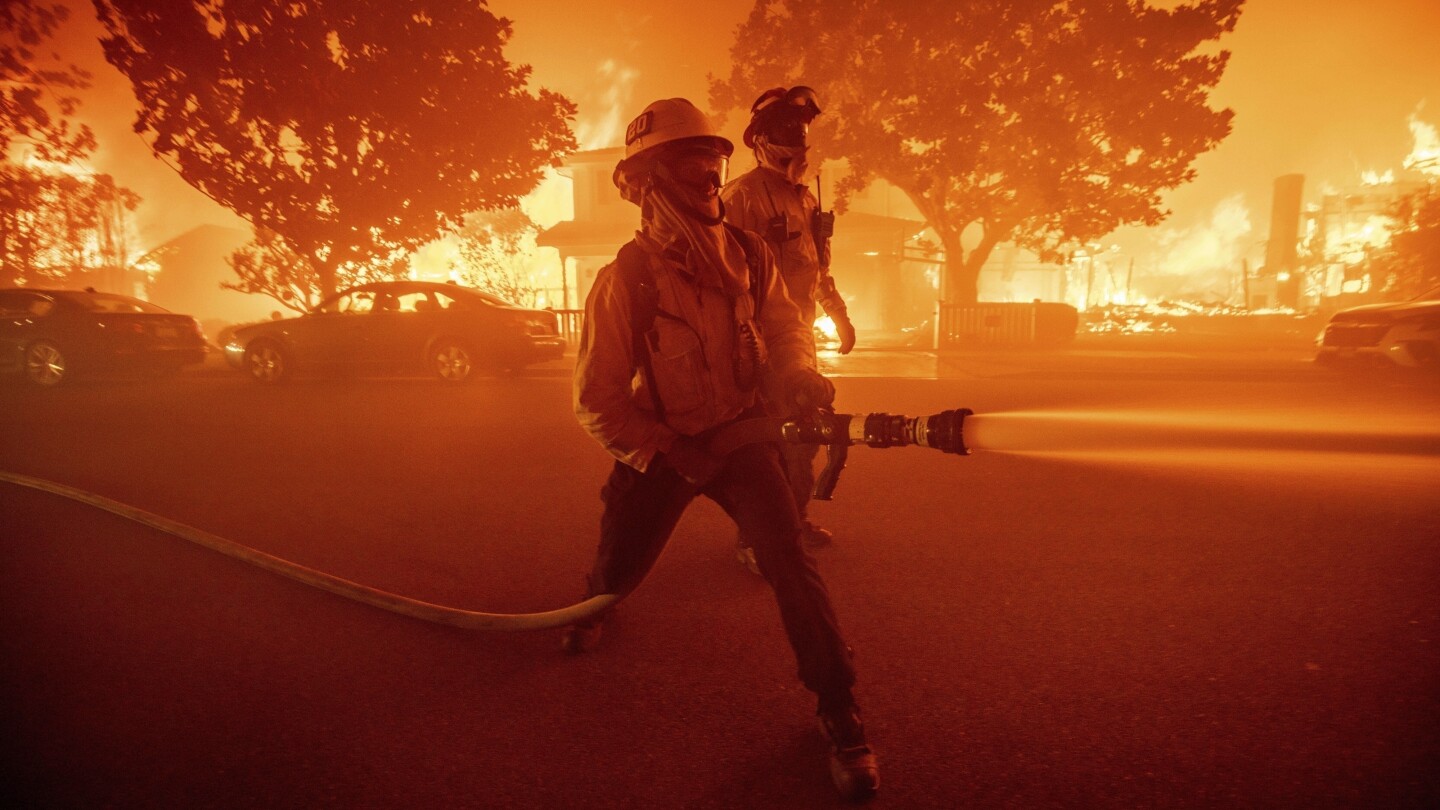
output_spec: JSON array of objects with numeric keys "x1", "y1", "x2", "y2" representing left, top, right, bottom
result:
[
  {"x1": 615, "y1": 241, "x2": 667, "y2": 426},
  {"x1": 723, "y1": 222, "x2": 767, "y2": 315}
]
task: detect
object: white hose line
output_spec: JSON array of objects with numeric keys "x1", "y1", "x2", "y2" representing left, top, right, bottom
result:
[{"x1": 0, "y1": 471, "x2": 618, "y2": 631}]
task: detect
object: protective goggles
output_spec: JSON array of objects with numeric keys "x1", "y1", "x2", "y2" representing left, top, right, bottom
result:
[
  {"x1": 783, "y1": 85, "x2": 822, "y2": 117},
  {"x1": 660, "y1": 149, "x2": 729, "y2": 190},
  {"x1": 755, "y1": 85, "x2": 822, "y2": 119}
]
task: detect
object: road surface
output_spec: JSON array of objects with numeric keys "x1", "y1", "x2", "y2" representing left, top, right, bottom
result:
[{"x1": 2, "y1": 344, "x2": 1436, "y2": 808}]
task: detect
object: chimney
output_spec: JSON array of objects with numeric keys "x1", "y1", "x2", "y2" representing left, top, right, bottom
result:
[{"x1": 1264, "y1": 174, "x2": 1305, "y2": 307}]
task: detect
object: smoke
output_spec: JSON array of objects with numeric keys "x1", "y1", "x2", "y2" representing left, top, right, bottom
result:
[
  {"x1": 1148, "y1": 195, "x2": 1253, "y2": 300},
  {"x1": 574, "y1": 59, "x2": 639, "y2": 150},
  {"x1": 517, "y1": 59, "x2": 635, "y2": 240}
]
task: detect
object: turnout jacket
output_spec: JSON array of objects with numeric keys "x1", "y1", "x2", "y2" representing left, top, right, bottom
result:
[
  {"x1": 574, "y1": 233, "x2": 814, "y2": 473},
  {"x1": 722, "y1": 165, "x2": 847, "y2": 322}
]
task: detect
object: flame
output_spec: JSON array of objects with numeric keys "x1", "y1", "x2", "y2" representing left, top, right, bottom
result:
[
  {"x1": 1404, "y1": 111, "x2": 1440, "y2": 176},
  {"x1": 1330, "y1": 214, "x2": 1393, "y2": 265},
  {"x1": 521, "y1": 167, "x2": 574, "y2": 231},
  {"x1": 22, "y1": 154, "x2": 96, "y2": 178},
  {"x1": 409, "y1": 235, "x2": 462, "y2": 280},
  {"x1": 1360, "y1": 169, "x2": 1395, "y2": 186}
]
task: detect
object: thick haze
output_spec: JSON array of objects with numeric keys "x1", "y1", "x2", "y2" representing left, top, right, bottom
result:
[{"x1": 51, "y1": 0, "x2": 1440, "y2": 269}]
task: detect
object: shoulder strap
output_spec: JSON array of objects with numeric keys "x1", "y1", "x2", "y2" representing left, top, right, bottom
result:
[
  {"x1": 723, "y1": 222, "x2": 767, "y2": 315},
  {"x1": 615, "y1": 241, "x2": 666, "y2": 426}
]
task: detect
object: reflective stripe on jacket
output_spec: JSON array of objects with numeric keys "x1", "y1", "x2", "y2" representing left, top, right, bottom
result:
[{"x1": 574, "y1": 235, "x2": 813, "y2": 472}]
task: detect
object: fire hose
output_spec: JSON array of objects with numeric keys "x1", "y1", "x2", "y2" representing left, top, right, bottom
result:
[{"x1": 0, "y1": 408, "x2": 972, "y2": 631}]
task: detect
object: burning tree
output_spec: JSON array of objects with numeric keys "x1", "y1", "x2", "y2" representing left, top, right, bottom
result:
[
  {"x1": 454, "y1": 207, "x2": 540, "y2": 306},
  {"x1": 711, "y1": 0, "x2": 1241, "y2": 303},
  {"x1": 94, "y1": 0, "x2": 577, "y2": 300},
  {"x1": 1380, "y1": 187, "x2": 1440, "y2": 297},
  {"x1": 0, "y1": 164, "x2": 142, "y2": 288},
  {"x1": 1, "y1": 0, "x2": 133, "y2": 287}
]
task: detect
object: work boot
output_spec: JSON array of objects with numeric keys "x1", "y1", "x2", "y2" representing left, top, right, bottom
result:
[
  {"x1": 802, "y1": 522, "x2": 834, "y2": 548},
  {"x1": 560, "y1": 618, "x2": 603, "y2": 654},
  {"x1": 735, "y1": 537, "x2": 762, "y2": 576},
  {"x1": 818, "y1": 705, "x2": 879, "y2": 802}
]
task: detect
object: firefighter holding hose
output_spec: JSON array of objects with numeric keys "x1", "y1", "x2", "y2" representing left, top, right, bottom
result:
[{"x1": 568, "y1": 97, "x2": 880, "y2": 801}]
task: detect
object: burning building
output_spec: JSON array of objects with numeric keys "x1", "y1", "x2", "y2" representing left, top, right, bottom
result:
[{"x1": 537, "y1": 148, "x2": 937, "y2": 337}]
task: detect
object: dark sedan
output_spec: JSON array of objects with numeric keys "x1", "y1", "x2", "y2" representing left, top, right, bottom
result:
[
  {"x1": 0, "y1": 287, "x2": 208, "y2": 386},
  {"x1": 223, "y1": 280, "x2": 566, "y2": 383}
]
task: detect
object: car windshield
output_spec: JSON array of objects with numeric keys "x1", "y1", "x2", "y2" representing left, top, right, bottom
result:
[
  {"x1": 1415, "y1": 285, "x2": 1440, "y2": 302},
  {"x1": 59, "y1": 291, "x2": 168, "y2": 314}
]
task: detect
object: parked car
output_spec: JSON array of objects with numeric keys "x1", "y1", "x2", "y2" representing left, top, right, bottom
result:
[
  {"x1": 0, "y1": 287, "x2": 208, "y2": 387},
  {"x1": 1314, "y1": 284, "x2": 1440, "y2": 372},
  {"x1": 223, "y1": 281, "x2": 566, "y2": 383}
]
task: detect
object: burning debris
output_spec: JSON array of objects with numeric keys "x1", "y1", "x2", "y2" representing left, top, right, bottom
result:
[{"x1": 1082, "y1": 300, "x2": 1312, "y2": 337}]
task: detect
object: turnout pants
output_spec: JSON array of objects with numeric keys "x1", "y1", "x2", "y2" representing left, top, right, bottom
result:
[
  {"x1": 781, "y1": 441, "x2": 820, "y2": 523},
  {"x1": 584, "y1": 439, "x2": 856, "y2": 701}
]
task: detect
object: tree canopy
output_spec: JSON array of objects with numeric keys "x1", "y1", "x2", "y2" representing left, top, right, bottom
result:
[
  {"x1": 454, "y1": 207, "x2": 539, "y2": 306},
  {"x1": 712, "y1": 0, "x2": 1242, "y2": 303},
  {"x1": 222, "y1": 225, "x2": 375, "y2": 314},
  {"x1": 1, "y1": 0, "x2": 95, "y2": 163},
  {"x1": 94, "y1": 0, "x2": 577, "y2": 298}
]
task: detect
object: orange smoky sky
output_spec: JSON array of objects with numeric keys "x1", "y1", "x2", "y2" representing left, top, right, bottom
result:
[{"x1": 47, "y1": 0, "x2": 1440, "y2": 259}]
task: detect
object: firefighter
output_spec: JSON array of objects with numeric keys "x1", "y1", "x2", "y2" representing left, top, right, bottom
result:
[
  {"x1": 567, "y1": 97, "x2": 879, "y2": 802},
  {"x1": 722, "y1": 85, "x2": 855, "y2": 562}
]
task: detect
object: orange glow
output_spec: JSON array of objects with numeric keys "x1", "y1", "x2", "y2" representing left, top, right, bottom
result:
[
  {"x1": 30, "y1": 0, "x2": 1439, "y2": 324},
  {"x1": 1404, "y1": 113, "x2": 1440, "y2": 176}
]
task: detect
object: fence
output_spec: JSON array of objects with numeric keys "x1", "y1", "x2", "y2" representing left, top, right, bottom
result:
[
  {"x1": 551, "y1": 309, "x2": 585, "y2": 344},
  {"x1": 935, "y1": 302, "x2": 1078, "y2": 348}
]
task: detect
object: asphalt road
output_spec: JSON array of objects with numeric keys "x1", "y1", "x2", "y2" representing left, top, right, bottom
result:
[{"x1": 2, "y1": 346, "x2": 1437, "y2": 808}]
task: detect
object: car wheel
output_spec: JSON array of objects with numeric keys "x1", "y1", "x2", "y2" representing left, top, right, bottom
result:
[
  {"x1": 24, "y1": 340, "x2": 68, "y2": 386},
  {"x1": 245, "y1": 340, "x2": 290, "y2": 384},
  {"x1": 431, "y1": 338, "x2": 475, "y2": 382}
]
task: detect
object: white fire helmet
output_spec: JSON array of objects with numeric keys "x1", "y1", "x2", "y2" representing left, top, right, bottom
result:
[{"x1": 614, "y1": 98, "x2": 733, "y2": 201}]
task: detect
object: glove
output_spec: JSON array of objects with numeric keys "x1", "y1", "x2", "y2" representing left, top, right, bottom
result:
[
  {"x1": 661, "y1": 435, "x2": 723, "y2": 487},
  {"x1": 782, "y1": 367, "x2": 836, "y2": 411},
  {"x1": 832, "y1": 310, "x2": 856, "y2": 355}
]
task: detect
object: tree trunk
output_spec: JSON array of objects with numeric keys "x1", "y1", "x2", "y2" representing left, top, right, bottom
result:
[
  {"x1": 940, "y1": 229, "x2": 1002, "y2": 305},
  {"x1": 302, "y1": 240, "x2": 337, "y2": 303}
]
